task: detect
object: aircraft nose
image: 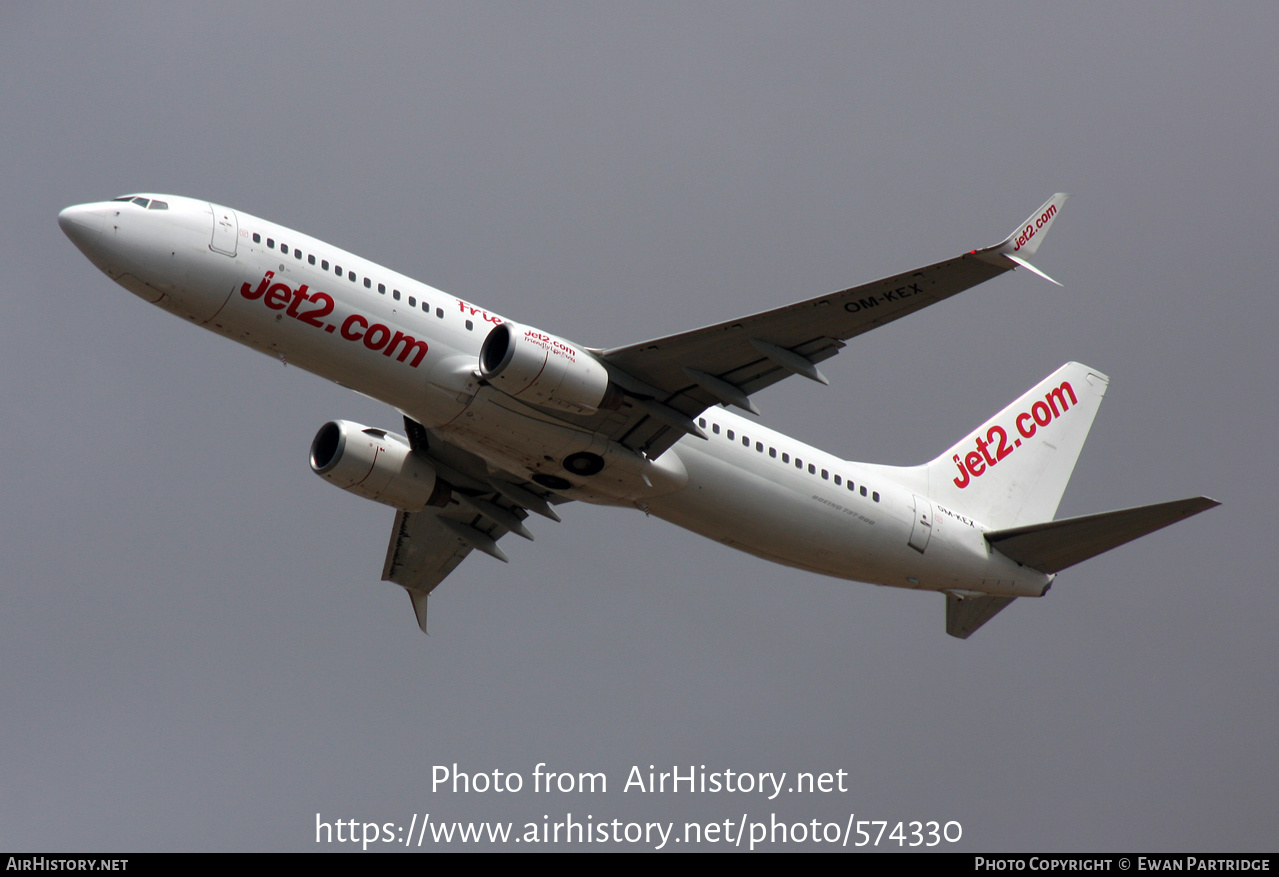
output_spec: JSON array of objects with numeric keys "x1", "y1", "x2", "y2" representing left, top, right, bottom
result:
[{"x1": 58, "y1": 203, "x2": 107, "y2": 253}]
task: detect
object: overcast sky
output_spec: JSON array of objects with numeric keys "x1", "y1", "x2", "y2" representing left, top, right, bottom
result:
[{"x1": 2, "y1": 2, "x2": 1274, "y2": 852}]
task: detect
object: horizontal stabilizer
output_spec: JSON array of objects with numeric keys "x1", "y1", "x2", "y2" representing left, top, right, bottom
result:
[
  {"x1": 945, "y1": 592, "x2": 1016, "y2": 639},
  {"x1": 985, "y1": 496, "x2": 1220, "y2": 574}
]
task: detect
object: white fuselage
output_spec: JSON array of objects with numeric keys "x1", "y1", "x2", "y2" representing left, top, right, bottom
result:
[{"x1": 58, "y1": 194, "x2": 1049, "y2": 600}]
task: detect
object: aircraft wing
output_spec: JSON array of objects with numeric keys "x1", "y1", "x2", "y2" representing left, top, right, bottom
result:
[
  {"x1": 382, "y1": 508, "x2": 478, "y2": 632},
  {"x1": 581, "y1": 195, "x2": 1068, "y2": 459},
  {"x1": 381, "y1": 418, "x2": 564, "y2": 633}
]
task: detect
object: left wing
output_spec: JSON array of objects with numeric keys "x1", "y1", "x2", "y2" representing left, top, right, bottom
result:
[
  {"x1": 573, "y1": 195, "x2": 1068, "y2": 459},
  {"x1": 381, "y1": 418, "x2": 563, "y2": 632},
  {"x1": 382, "y1": 506, "x2": 505, "y2": 633}
]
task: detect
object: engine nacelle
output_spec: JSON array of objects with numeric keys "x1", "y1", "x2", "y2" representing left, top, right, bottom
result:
[
  {"x1": 478, "y1": 322, "x2": 617, "y2": 415},
  {"x1": 309, "y1": 420, "x2": 447, "y2": 510}
]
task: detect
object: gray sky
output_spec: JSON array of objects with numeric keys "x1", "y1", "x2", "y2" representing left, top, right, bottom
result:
[{"x1": 2, "y1": 2, "x2": 1274, "y2": 851}]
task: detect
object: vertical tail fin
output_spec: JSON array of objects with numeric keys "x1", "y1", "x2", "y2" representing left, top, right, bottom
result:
[{"x1": 922, "y1": 362, "x2": 1110, "y2": 529}]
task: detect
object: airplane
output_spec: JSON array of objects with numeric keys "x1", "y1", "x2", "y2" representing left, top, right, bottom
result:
[{"x1": 57, "y1": 192, "x2": 1217, "y2": 639}]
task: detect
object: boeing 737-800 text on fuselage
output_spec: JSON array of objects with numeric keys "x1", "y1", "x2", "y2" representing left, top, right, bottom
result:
[{"x1": 58, "y1": 193, "x2": 1216, "y2": 638}]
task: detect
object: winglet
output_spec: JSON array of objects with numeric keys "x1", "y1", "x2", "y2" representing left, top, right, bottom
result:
[
  {"x1": 994, "y1": 193, "x2": 1068, "y2": 258},
  {"x1": 975, "y1": 193, "x2": 1069, "y2": 284}
]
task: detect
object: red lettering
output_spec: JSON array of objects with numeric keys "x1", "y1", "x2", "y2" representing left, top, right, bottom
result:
[
  {"x1": 264, "y1": 282, "x2": 292, "y2": 311},
  {"x1": 965, "y1": 451, "x2": 985, "y2": 477},
  {"x1": 975, "y1": 434, "x2": 997, "y2": 467},
  {"x1": 1013, "y1": 224, "x2": 1035, "y2": 252},
  {"x1": 363, "y1": 323, "x2": 391, "y2": 351},
  {"x1": 1045, "y1": 381, "x2": 1077, "y2": 416},
  {"x1": 1032, "y1": 400, "x2": 1052, "y2": 427},
  {"x1": 285, "y1": 284, "x2": 310, "y2": 318},
  {"x1": 241, "y1": 271, "x2": 435, "y2": 370},
  {"x1": 383, "y1": 331, "x2": 429, "y2": 367},
  {"x1": 988, "y1": 425, "x2": 1012, "y2": 461},
  {"x1": 956, "y1": 377, "x2": 1077, "y2": 484},
  {"x1": 294, "y1": 291, "x2": 332, "y2": 327},
  {"x1": 340, "y1": 313, "x2": 367, "y2": 341},
  {"x1": 240, "y1": 272, "x2": 273, "y2": 300},
  {"x1": 1017, "y1": 412, "x2": 1036, "y2": 438}
]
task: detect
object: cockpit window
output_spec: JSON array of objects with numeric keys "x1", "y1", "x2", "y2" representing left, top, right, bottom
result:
[
  {"x1": 131, "y1": 197, "x2": 151, "y2": 208},
  {"x1": 148, "y1": 200, "x2": 168, "y2": 210},
  {"x1": 112, "y1": 196, "x2": 135, "y2": 202}
]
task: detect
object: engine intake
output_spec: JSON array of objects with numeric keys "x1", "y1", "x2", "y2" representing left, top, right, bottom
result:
[
  {"x1": 479, "y1": 322, "x2": 616, "y2": 414},
  {"x1": 310, "y1": 420, "x2": 448, "y2": 510}
]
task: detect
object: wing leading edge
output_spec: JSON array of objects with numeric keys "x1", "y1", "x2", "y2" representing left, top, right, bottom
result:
[{"x1": 585, "y1": 194, "x2": 1070, "y2": 459}]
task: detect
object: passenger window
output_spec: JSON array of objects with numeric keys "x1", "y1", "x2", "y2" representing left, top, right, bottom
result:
[
  {"x1": 699, "y1": 418, "x2": 706, "y2": 428},
  {"x1": 295, "y1": 250, "x2": 303, "y2": 260},
  {"x1": 755, "y1": 442, "x2": 763, "y2": 452},
  {"x1": 860, "y1": 486, "x2": 867, "y2": 497},
  {"x1": 436, "y1": 308, "x2": 443, "y2": 318},
  {"x1": 422, "y1": 302, "x2": 429, "y2": 312},
  {"x1": 334, "y1": 264, "x2": 341, "y2": 274},
  {"x1": 742, "y1": 436, "x2": 750, "y2": 447},
  {"x1": 834, "y1": 475, "x2": 841, "y2": 485},
  {"x1": 821, "y1": 469, "x2": 829, "y2": 480},
  {"x1": 281, "y1": 244, "x2": 288, "y2": 254},
  {"x1": 378, "y1": 283, "x2": 386, "y2": 294},
  {"x1": 727, "y1": 430, "x2": 735, "y2": 441},
  {"x1": 872, "y1": 492, "x2": 880, "y2": 502},
  {"x1": 408, "y1": 296, "x2": 416, "y2": 307},
  {"x1": 393, "y1": 290, "x2": 400, "y2": 301},
  {"x1": 848, "y1": 481, "x2": 855, "y2": 491},
  {"x1": 322, "y1": 260, "x2": 329, "y2": 270},
  {"x1": 795, "y1": 458, "x2": 803, "y2": 469},
  {"x1": 782, "y1": 453, "x2": 789, "y2": 463},
  {"x1": 348, "y1": 271, "x2": 356, "y2": 282},
  {"x1": 267, "y1": 239, "x2": 275, "y2": 248},
  {"x1": 364, "y1": 278, "x2": 371, "y2": 288},
  {"x1": 769, "y1": 447, "x2": 776, "y2": 458},
  {"x1": 808, "y1": 464, "x2": 816, "y2": 475},
  {"x1": 465, "y1": 320, "x2": 473, "y2": 331},
  {"x1": 712, "y1": 424, "x2": 720, "y2": 435},
  {"x1": 308, "y1": 255, "x2": 315, "y2": 265},
  {"x1": 252, "y1": 233, "x2": 261, "y2": 243}
]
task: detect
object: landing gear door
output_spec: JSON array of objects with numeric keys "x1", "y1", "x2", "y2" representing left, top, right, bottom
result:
[
  {"x1": 909, "y1": 495, "x2": 933, "y2": 554},
  {"x1": 209, "y1": 203, "x2": 238, "y2": 257}
]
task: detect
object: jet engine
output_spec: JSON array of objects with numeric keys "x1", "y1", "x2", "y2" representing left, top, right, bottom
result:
[
  {"x1": 478, "y1": 322, "x2": 619, "y2": 414},
  {"x1": 309, "y1": 420, "x2": 448, "y2": 510}
]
